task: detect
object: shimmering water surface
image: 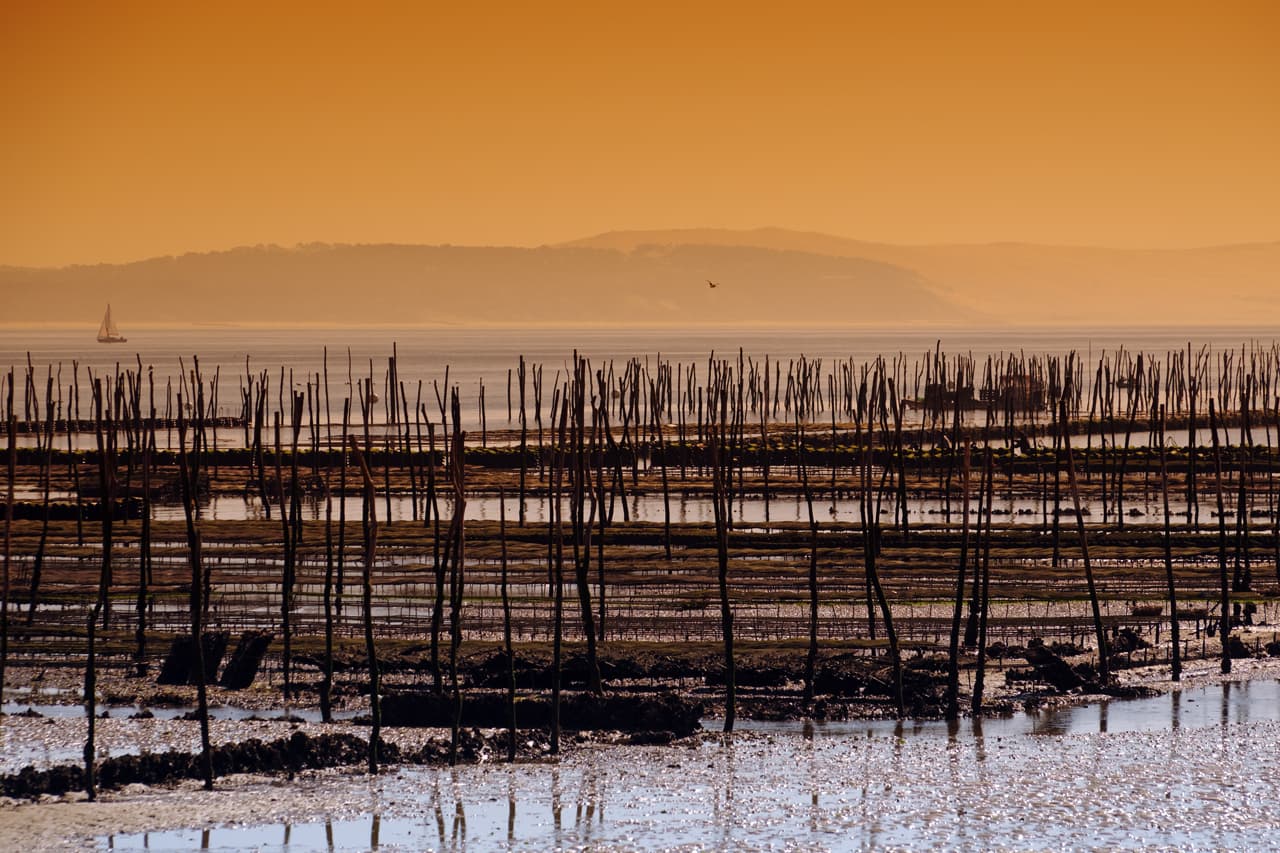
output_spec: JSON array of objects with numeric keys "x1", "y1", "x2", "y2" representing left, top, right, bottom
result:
[{"x1": 89, "y1": 679, "x2": 1280, "y2": 851}]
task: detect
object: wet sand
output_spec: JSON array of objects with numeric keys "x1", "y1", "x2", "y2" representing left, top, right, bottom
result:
[{"x1": 5, "y1": 653, "x2": 1280, "y2": 850}]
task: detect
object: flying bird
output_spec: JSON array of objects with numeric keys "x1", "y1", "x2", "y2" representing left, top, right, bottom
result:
[{"x1": 707, "y1": 280, "x2": 718, "y2": 289}]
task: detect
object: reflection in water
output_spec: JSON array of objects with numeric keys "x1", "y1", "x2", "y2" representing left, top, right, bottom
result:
[
  {"x1": 551, "y1": 766, "x2": 562, "y2": 839},
  {"x1": 945, "y1": 716, "x2": 968, "y2": 848},
  {"x1": 450, "y1": 768, "x2": 466, "y2": 848},
  {"x1": 95, "y1": 680, "x2": 1280, "y2": 852},
  {"x1": 575, "y1": 754, "x2": 600, "y2": 843},
  {"x1": 719, "y1": 734, "x2": 737, "y2": 850},
  {"x1": 507, "y1": 773, "x2": 516, "y2": 843},
  {"x1": 433, "y1": 776, "x2": 446, "y2": 847},
  {"x1": 804, "y1": 720, "x2": 818, "y2": 832}
]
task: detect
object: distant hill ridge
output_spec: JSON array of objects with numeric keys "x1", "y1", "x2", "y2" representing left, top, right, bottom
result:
[{"x1": 2, "y1": 228, "x2": 1277, "y2": 327}]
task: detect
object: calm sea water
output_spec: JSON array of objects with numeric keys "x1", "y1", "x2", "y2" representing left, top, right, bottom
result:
[{"x1": 4, "y1": 325, "x2": 1280, "y2": 430}]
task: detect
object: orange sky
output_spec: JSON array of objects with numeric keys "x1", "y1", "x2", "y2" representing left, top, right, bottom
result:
[{"x1": 3, "y1": 1, "x2": 1278, "y2": 267}]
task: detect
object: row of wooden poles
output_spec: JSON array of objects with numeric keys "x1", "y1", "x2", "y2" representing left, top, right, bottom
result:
[
  {"x1": 9, "y1": 340, "x2": 1280, "y2": 453},
  {"x1": 2, "y1": 342, "x2": 1277, "y2": 797},
  {"x1": 9, "y1": 343, "x2": 1280, "y2": 537}
]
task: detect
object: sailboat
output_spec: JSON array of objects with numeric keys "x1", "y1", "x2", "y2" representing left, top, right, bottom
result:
[{"x1": 96, "y1": 304, "x2": 127, "y2": 343}]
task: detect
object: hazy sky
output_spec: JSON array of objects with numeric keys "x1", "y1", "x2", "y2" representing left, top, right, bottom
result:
[{"x1": 3, "y1": 1, "x2": 1278, "y2": 267}]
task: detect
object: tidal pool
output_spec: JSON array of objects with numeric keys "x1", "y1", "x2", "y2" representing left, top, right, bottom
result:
[{"x1": 93, "y1": 679, "x2": 1280, "y2": 851}]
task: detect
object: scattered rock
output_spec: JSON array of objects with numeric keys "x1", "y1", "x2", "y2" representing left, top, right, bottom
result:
[
  {"x1": 220, "y1": 630, "x2": 275, "y2": 690},
  {"x1": 380, "y1": 690, "x2": 704, "y2": 737},
  {"x1": 1111, "y1": 627, "x2": 1150, "y2": 654},
  {"x1": 1227, "y1": 635, "x2": 1254, "y2": 659},
  {"x1": 1022, "y1": 642, "x2": 1085, "y2": 691},
  {"x1": 156, "y1": 631, "x2": 231, "y2": 686}
]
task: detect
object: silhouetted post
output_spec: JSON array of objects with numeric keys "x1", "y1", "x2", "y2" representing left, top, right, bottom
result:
[
  {"x1": 500, "y1": 488, "x2": 517, "y2": 762},
  {"x1": 1060, "y1": 400, "x2": 1109, "y2": 682},
  {"x1": 347, "y1": 435, "x2": 382, "y2": 773},
  {"x1": 177, "y1": 398, "x2": 214, "y2": 790},
  {"x1": 1186, "y1": 346, "x2": 1199, "y2": 527},
  {"x1": 1233, "y1": 379, "x2": 1252, "y2": 592},
  {"x1": 447, "y1": 391, "x2": 466, "y2": 765},
  {"x1": 650, "y1": 379, "x2": 673, "y2": 559},
  {"x1": 1, "y1": 372, "x2": 13, "y2": 709},
  {"x1": 26, "y1": 379, "x2": 54, "y2": 624},
  {"x1": 550, "y1": 400, "x2": 568, "y2": 754},
  {"x1": 132, "y1": 421, "x2": 153, "y2": 675},
  {"x1": 71, "y1": 364, "x2": 84, "y2": 544},
  {"x1": 569, "y1": 360, "x2": 602, "y2": 694},
  {"x1": 971, "y1": 446, "x2": 995, "y2": 715},
  {"x1": 337, "y1": 399, "x2": 350, "y2": 622},
  {"x1": 427, "y1": 418, "x2": 445, "y2": 695},
  {"x1": 592, "y1": 390, "x2": 609, "y2": 639},
  {"x1": 1051, "y1": 392, "x2": 1062, "y2": 567},
  {"x1": 760, "y1": 363, "x2": 772, "y2": 524},
  {"x1": 518, "y1": 357, "x2": 528, "y2": 525},
  {"x1": 84, "y1": 380, "x2": 114, "y2": 800},
  {"x1": 796, "y1": 412, "x2": 820, "y2": 704},
  {"x1": 1209, "y1": 400, "x2": 1231, "y2": 675},
  {"x1": 1158, "y1": 405, "x2": 1181, "y2": 681},
  {"x1": 710, "y1": 409, "x2": 736, "y2": 732},
  {"x1": 863, "y1": 372, "x2": 904, "y2": 717},
  {"x1": 321, "y1": 463, "x2": 335, "y2": 723},
  {"x1": 272, "y1": 408, "x2": 297, "y2": 698},
  {"x1": 945, "y1": 442, "x2": 972, "y2": 719}
]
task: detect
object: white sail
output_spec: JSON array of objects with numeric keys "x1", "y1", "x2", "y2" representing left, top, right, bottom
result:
[{"x1": 97, "y1": 304, "x2": 126, "y2": 343}]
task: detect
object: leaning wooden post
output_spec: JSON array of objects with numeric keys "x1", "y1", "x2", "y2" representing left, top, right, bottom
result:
[
  {"x1": 710, "y1": 413, "x2": 736, "y2": 732},
  {"x1": 177, "y1": 397, "x2": 214, "y2": 790},
  {"x1": 1060, "y1": 400, "x2": 1110, "y2": 682},
  {"x1": 25, "y1": 380, "x2": 54, "y2": 625},
  {"x1": 347, "y1": 435, "x2": 382, "y2": 773}
]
